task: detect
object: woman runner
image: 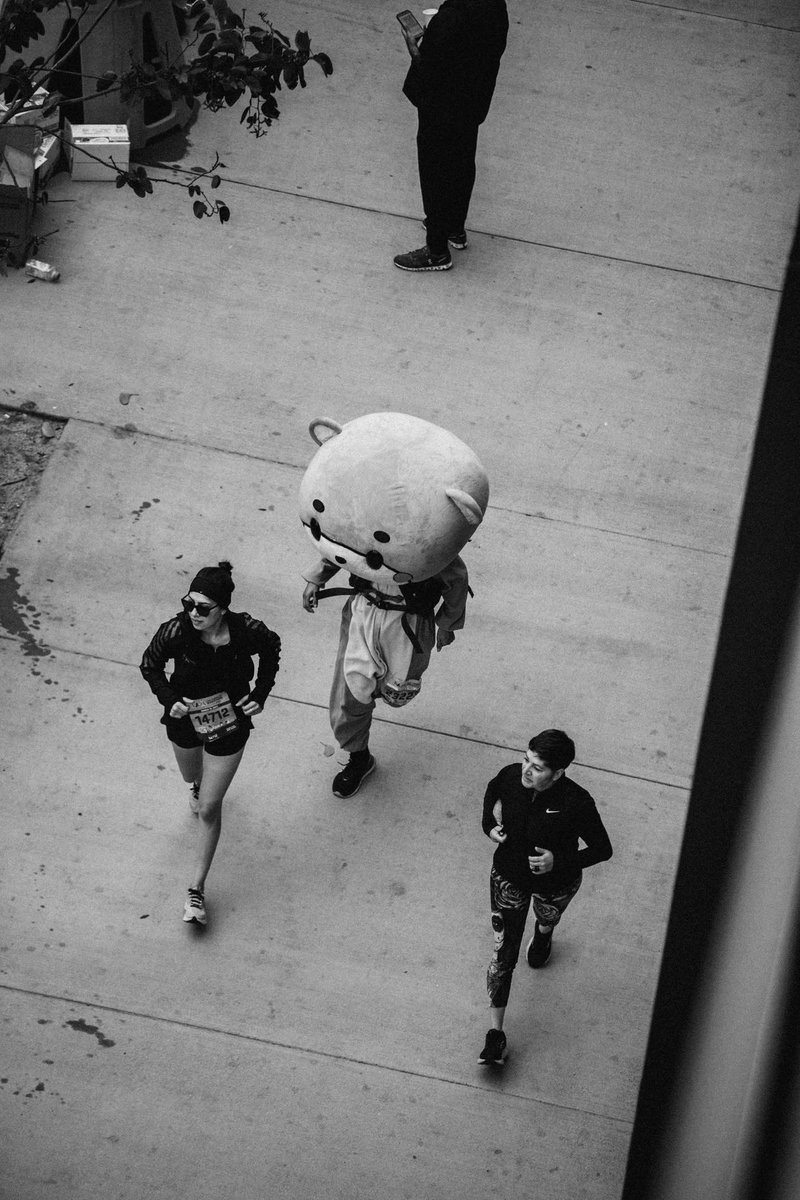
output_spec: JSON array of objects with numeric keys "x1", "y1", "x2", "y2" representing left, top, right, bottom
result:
[{"x1": 140, "y1": 561, "x2": 280, "y2": 926}]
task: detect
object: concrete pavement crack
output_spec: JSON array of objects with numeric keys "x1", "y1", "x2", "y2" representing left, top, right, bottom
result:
[{"x1": 0, "y1": 982, "x2": 635, "y2": 1128}]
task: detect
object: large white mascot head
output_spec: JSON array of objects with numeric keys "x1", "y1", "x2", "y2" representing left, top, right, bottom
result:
[{"x1": 299, "y1": 412, "x2": 490, "y2": 585}]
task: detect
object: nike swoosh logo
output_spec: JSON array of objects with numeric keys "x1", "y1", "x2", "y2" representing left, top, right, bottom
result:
[{"x1": 545, "y1": 809, "x2": 560, "y2": 814}]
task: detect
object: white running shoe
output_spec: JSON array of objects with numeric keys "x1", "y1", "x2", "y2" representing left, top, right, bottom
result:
[{"x1": 183, "y1": 888, "x2": 207, "y2": 925}]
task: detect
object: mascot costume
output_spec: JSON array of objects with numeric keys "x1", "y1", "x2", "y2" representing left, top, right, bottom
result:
[{"x1": 300, "y1": 412, "x2": 489, "y2": 796}]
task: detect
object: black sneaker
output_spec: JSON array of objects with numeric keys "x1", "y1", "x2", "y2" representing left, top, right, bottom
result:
[
  {"x1": 332, "y1": 753, "x2": 376, "y2": 798},
  {"x1": 393, "y1": 246, "x2": 452, "y2": 272},
  {"x1": 526, "y1": 922, "x2": 553, "y2": 968},
  {"x1": 478, "y1": 1028, "x2": 507, "y2": 1065}
]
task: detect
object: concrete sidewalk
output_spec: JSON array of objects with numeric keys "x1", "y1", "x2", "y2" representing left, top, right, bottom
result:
[{"x1": 2, "y1": 1, "x2": 798, "y2": 1197}]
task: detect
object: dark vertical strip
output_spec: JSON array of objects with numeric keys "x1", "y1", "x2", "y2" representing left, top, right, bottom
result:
[{"x1": 622, "y1": 208, "x2": 800, "y2": 1199}]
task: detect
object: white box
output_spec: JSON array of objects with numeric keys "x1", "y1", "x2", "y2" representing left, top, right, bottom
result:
[{"x1": 65, "y1": 121, "x2": 130, "y2": 182}]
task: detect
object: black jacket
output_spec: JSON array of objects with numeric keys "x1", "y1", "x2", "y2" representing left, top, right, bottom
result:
[
  {"x1": 403, "y1": 0, "x2": 509, "y2": 123},
  {"x1": 140, "y1": 610, "x2": 280, "y2": 719},
  {"x1": 482, "y1": 764, "x2": 613, "y2": 894}
]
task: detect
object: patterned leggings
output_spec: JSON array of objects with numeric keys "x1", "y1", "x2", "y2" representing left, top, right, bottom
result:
[{"x1": 486, "y1": 866, "x2": 582, "y2": 1008}]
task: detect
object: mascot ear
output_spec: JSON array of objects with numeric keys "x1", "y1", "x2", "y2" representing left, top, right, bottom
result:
[
  {"x1": 446, "y1": 487, "x2": 485, "y2": 527},
  {"x1": 309, "y1": 418, "x2": 342, "y2": 446}
]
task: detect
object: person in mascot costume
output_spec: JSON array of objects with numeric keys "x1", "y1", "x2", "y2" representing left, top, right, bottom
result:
[{"x1": 300, "y1": 411, "x2": 489, "y2": 797}]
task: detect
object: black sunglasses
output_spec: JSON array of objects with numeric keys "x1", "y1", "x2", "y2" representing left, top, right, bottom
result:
[{"x1": 182, "y1": 596, "x2": 219, "y2": 617}]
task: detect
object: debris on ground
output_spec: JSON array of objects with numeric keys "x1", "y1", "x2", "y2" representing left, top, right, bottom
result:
[{"x1": 0, "y1": 407, "x2": 64, "y2": 557}]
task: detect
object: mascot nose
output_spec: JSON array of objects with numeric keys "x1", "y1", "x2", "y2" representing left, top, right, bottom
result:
[
  {"x1": 309, "y1": 517, "x2": 321, "y2": 540},
  {"x1": 365, "y1": 550, "x2": 384, "y2": 570}
]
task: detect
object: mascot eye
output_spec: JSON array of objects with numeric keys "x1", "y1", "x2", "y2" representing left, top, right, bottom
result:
[
  {"x1": 313, "y1": 499, "x2": 325, "y2": 513},
  {"x1": 373, "y1": 530, "x2": 390, "y2": 543},
  {"x1": 365, "y1": 550, "x2": 384, "y2": 570},
  {"x1": 309, "y1": 517, "x2": 322, "y2": 540}
]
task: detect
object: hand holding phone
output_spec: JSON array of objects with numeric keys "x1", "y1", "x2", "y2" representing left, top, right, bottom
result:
[
  {"x1": 397, "y1": 9, "x2": 424, "y2": 60},
  {"x1": 397, "y1": 10, "x2": 424, "y2": 39}
]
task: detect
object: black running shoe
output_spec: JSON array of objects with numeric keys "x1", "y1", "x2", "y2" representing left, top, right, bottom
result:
[
  {"x1": 478, "y1": 1028, "x2": 507, "y2": 1065},
  {"x1": 526, "y1": 922, "x2": 553, "y2": 968},
  {"x1": 393, "y1": 246, "x2": 452, "y2": 272},
  {"x1": 332, "y1": 753, "x2": 376, "y2": 798}
]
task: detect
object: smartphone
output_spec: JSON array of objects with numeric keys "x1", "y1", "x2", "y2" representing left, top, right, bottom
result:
[{"x1": 396, "y1": 10, "x2": 424, "y2": 40}]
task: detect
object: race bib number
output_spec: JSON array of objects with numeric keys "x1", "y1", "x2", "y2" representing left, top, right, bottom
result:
[{"x1": 187, "y1": 692, "x2": 239, "y2": 741}]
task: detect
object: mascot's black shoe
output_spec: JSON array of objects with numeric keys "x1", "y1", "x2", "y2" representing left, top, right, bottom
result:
[{"x1": 332, "y1": 753, "x2": 376, "y2": 798}]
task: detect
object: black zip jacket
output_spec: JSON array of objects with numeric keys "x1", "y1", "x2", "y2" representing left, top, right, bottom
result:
[
  {"x1": 403, "y1": 0, "x2": 509, "y2": 124},
  {"x1": 482, "y1": 764, "x2": 613, "y2": 894},
  {"x1": 140, "y1": 610, "x2": 280, "y2": 720}
]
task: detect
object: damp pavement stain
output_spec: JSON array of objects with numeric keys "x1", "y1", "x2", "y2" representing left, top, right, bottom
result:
[
  {"x1": 64, "y1": 1018, "x2": 115, "y2": 1048},
  {"x1": 0, "y1": 567, "x2": 94, "y2": 723},
  {"x1": 131, "y1": 497, "x2": 161, "y2": 523},
  {"x1": 0, "y1": 565, "x2": 52, "y2": 660}
]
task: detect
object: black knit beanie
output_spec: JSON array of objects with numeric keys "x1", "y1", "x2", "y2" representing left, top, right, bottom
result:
[{"x1": 188, "y1": 560, "x2": 234, "y2": 608}]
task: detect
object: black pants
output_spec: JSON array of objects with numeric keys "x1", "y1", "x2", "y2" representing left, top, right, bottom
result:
[
  {"x1": 486, "y1": 867, "x2": 583, "y2": 1009},
  {"x1": 417, "y1": 106, "x2": 480, "y2": 255}
]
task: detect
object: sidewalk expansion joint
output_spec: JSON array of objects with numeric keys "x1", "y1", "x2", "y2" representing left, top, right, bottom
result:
[
  {"x1": 631, "y1": 1, "x2": 800, "y2": 33},
  {"x1": 488, "y1": 503, "x2": 733, "y2": 559},
  {"x1": 0, "y1": 981, "x2": 634, "y2": 1129},
  {"x1": 0, "y1": 632, "x2": 690, "y2": 792},
  {"x1": 0, "y1": 410, "x2": 736, "y2": 557},
  {"x1": 174, "y1": 175, "x2": 782, "y2": 293}
]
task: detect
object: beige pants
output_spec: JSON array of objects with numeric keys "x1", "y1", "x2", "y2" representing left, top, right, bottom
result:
[{"x1": 329, "y1": 595, "x2": 435, "y2": 752}]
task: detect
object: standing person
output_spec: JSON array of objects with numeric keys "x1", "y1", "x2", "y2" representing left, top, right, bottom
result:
[
  {"x1": 394, "y1": 0, "x2": 509, "y2": 272},
  {"x1": 140, "y1": 561, "x2": 281, "y2": 927},
  {"x1": 479, "y1": 729, "x2": 613, "y2": 1064}
]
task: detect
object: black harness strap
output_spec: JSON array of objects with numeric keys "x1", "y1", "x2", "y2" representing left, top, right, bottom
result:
[{"x1": 315, "y1": 587, "x2": 424, "y2": 653}]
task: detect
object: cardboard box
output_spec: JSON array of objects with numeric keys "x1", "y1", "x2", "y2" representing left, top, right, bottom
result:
[
  {"x1": 0, "y1": 126, "x2": 37, "y2": 260},
  {"x1": 34, "y1": 134, "x2": 62, "y2": 185},
  {"x1": 65, "y1": 121, "x2": 130, "y2": 182},
  {"x1": 0, "y1": 87, "x2": 59, "y2": 134},
  {"x1": 0, "y1": 126, "x2": 36, "y2": 196}
]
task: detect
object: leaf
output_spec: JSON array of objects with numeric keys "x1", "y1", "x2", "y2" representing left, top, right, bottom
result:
[
  {"x1": 193, "y1": 199, "x2": 206, "y2": 218},
  {"x1": 115, "y1": 174, "x2": 127, "y2": 188},
  {"x1": 96, "y1": 69, "x2": 118, "y2": 93},
  {"x1": 198, "y1": 32, "x2": 216, "y2": 55},
  {"x1": 294, "y1": 30, "x2": 310, "y2": 54},
  {"x1": 313, "y1": 52, "x2": 333, "y2": 77},
  {"x1": 218, "y1": 203, "x2": 230, "y2": 223}
]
